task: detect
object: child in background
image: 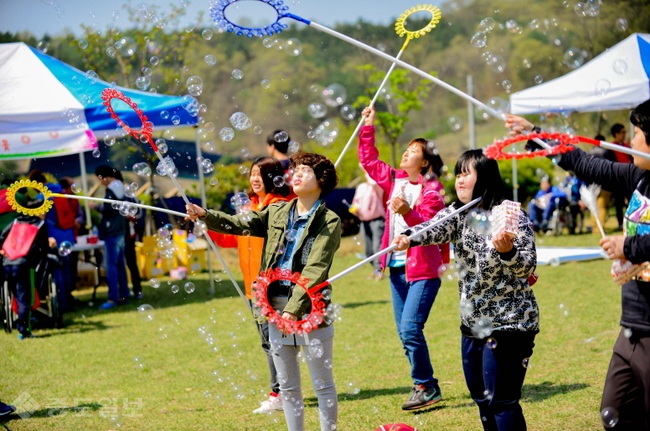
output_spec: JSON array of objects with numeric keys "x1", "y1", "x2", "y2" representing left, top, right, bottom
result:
[
  {"x1": 394, "y1": 149, "x2": 539, "y2": 431},
  {"x1": 359, "y1": 105, "x2": 447, "y2": 410},
  {"x1": 507, "y1": 100, "x2": 650, "y2": 430},
  {"x1": 187, "y1": 152, "x2": 340, "y2": 431}
]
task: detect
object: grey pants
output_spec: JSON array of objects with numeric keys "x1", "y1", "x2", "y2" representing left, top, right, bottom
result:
[
  {"x1": 361, "y1": 217, "x2": 385, "y2": 271},
  {"x1": 271, "y1": 335, "x2": 337, "y2": 431}
]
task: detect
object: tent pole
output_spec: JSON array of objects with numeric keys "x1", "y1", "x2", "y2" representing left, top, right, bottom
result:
[
  {"x1": 467, "y1": 75, "x2": 476, "y2": 150},
  {"x1": 512, "y1": 157, "x2": 518, "y2": 202},
  {"x1": 79, "y1": 152, "x2": 92, "y2": 229},
  {"x1": 195, "y1": 127, "x2": 215, "y2": 296}
]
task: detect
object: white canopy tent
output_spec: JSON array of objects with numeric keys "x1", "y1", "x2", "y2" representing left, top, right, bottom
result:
[{"x1": 510, "y1": 33, "x2": 650, "y2": 114}]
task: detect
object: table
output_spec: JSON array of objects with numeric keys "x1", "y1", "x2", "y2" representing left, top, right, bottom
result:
[{"x1": 71, "y1": 236, "x2": 105, "y2": 303}]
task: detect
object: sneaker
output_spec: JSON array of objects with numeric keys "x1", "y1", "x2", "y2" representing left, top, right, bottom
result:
[
  {"x1": 135, "y1": 293, "x2": 144, "y2": 300},
  {"x1": 0, "y1": 403, "x2": 16, "y2": 417},
  {"x1": 18, "y1": 332, "x2": 36, "y2": 340},
  {"x1": 252, "y1": 393, "x2": 283, "y2": 414},
  {"x1": 401, "y1": 384, "x2": 442, "y2": 410},
  {"x1": 98, "y1": 301, "x2": 118, "y2": 310}
]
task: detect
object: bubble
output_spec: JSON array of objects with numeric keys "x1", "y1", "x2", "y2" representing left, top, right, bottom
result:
[
  {"x1": 58, "y1": 241, "x2": 73, "y2": 257},
  {"x1": 534, "y1": 75, "x2": 544, "y2": 84},
  {"x1": 136, "y1": 76, "x2": 151, "y2": 90},
  {"x1": 522, "y1": 357, "x2": 530, "y2": 368},
  {"x1": 549, "y1": 257, "x2": 561, "y2": 267},
  {"x1": 615, "y1": 18, "x2": 628, "y2": 32},
  {"x1": 204, "y1": 54, "x2": 217, "y2": 66},
  {"x1": 522, "y1": 58, "x2": 532, "y2": 69},
  {"x1": 448, "y1": 116, "x2": 463, "y2": 132},
  {"x1": 478, "y1": 17, "x2": 496, "y2": 32},
  {"x1": 529, "y1": 19, "x2": 541, "y2": 29},
  {"x1": 171, "y1": 284, "x2": 180, "y2": 294},
  {"x1": 471, "y1": 317, "x2": 493, "y2": 339},
  {"x1": 106, "y1": 413, "x2": 124, "y2": 428},
  {"x1": 574, "y1": 2, "x2": 587, "y2": 16},
  {"x1": 115, "y1": 36, "x2": 136, "y2": 57},
  {"x1": 287, "y1": 141, "x2": 302, "y2": 155},
  {"x1": 187, "y1": 75, "x2": 203, "y2": 97},
  {"x1": 624, "y1": 328, "x2": 633, "y2": 338},
  {"x1": 324, "y1": 358, "x2": 333, "y2": 369},
  {"x1": 314, "y1": 119, "x2": 339, "y2": 146},
  {"x1": 253, "y1": 125, "x2": 263, "y2": 135},
  {"x1": 487, "y1": 97, "x2": 510, "y2": 117},
  {"x1": 184, "y1": 282, "x2": 195, "y2": 294},
  {"x1": 321, "y1": 84, "x2": 347, "y2": 107},
  {"x1": 595, "y1": 79, "x2": 611, "y2": 97},
  {"x1": 92, "y1": 149, "x2": 101, "y2": 158},
  {"x1": 209, "y1": 177, "x2": 219, "y2": 186},
  {"x1": 601, "y1": 407, "x2": 619, "y2": 428},
  {"x1": 37, "y1": 40, "x2": 50, "y2": 53},
  {"x1": 563, "y1": 48, "x2": 586, "y2": 69},
  {"x1": 501, "y1": 80, "x2": 512, "y2": 91},
  {"x1": 470, "y1": 32, "x2": 487, "y2": 48},
  {"x1": 137, "y1": 304, "x2": 155, "y2": 321},
  {"x1": 149, "y1": 278, "x2": 160, "y2": 288},
  {"x1": 339, "y1": 105, "x2": 356, "y2": 121},
  {"x1": 308, "y1": 338, "x2": 324, "y2": 358},
  {"x1": 486, "y1": 338, "x2": 497, "y2": 349},
  {"x1": 261, "y1": 79, "x2": 271, "y2": 89},
  {"x1": 85, "y1": 70, "x2": 99, "y2": 82},
  {"x1": 202, "y1": 28, "x2": 213, "y2": 40},
  {"x1": 346, "y1": 382, "x2": 360, "y2": 395},
  {"x1": 156, "y1": 139, "x2": 168, "y2": 154},
  {"x1": 201, "y1": 159, "x2": 215, "y2": 174},
  {"x1": 106, "y1": 47, "x2": 117, "y2": 58},
  {"x1": 460, "y1": 299, "x2": 474, "y2": 315},
  {"x1": 78, "y1": 39, "x2": 89, "y2": 50},
  {"x1": 612, "y1": 59, "x2": 628, "y2": 75},
  {"x1": 487, "y1": 55, "x2": 506, "y2": 73},
  {"x1": 284, "y1": 38, "x2": 302, "y2": 56},
  {"x1": 274, "y1": 131, "x2": 289, "y2": 143},
  {"x1": 308, "y1": 103, "x2": 328, "y2": 119},
  {"x1": 232, "y1": 69, "x2": 243, "y2": 79},
  {"x1": 219, "y1": 127, "x2": 235, "y2": 142},
  {"x1": 262, "y1": 38, "x2": 275, "y2": 48},
  {"x1": 229, "y1": 112, "x2": 252, "y2": 131},
  {"x1": 238, "y1": 165, "x2": 250, "y2": 175}
]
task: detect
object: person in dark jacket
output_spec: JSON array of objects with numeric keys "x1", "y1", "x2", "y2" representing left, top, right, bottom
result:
[
  {"x1": 93, "y1": 165, "x2": 129, "y2": 310},
  {"x1": 506, "y1": 99, "x2": 650, "y2": 431}
]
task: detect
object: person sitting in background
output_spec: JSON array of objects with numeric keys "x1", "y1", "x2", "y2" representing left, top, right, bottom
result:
[
  {"x1": 561, "y1": 172, "x2": 587, "y2": 234},
  {"x1": 527, "y1": 177, "x2": 567, "y2": 233}
]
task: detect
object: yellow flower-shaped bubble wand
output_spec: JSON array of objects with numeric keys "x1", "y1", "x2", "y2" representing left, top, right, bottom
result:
[{"x1": 334, "y1": 4, "x2": 441, "y2": 167}]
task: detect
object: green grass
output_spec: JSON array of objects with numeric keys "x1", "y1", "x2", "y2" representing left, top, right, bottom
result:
[{"x1": 1, "y1": 234, "x2": 619, "y2": 430}]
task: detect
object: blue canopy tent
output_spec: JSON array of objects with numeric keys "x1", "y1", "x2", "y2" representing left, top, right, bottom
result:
[{"x1": 0, "y1": 41, "x2": 200, "y2": 226}]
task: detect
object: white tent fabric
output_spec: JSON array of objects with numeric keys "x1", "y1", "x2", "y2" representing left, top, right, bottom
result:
[{"x1": 510, "y1": 33, "x2": 650, "y2": 114}]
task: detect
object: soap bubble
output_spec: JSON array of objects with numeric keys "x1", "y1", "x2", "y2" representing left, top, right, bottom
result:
[
  {"x1": 274, "y1": 131, "x2": 289, "y2": 142},
  {"x1": 487, "y1": 97, "x2": 510, "y2": 117},
  {"x1": 78, "y1": 39, "x2": 89, "y2": 50},
  {"x1": 204, "y1": 54, "x2": 217, "y2": 66},
  {"x1": 37, "y1": 40, "x2": 50, "y2": 53},
  {"x1": 261, "y1": 79, "x2": 271, "y2": 89},
  {"x1": 150, "y1": 56, "x2": 159, "y2": 65},
  {"x1": 321, "y1": 84, "x2": 347, "y2": 107},
  {"x1": 340, "y1": 105, "x2": 356, "y2": 121},
  {"x1": 467, "y1": 209, "x2": 492, "y2": 235},
  {"x1": 487, "y1": 55, "x2": 506, "y2": 73},
  {"x1": 534, "y1": 75, "x2": 544, "y2": 84},
  {"x1": 448, "y1": 116, "x2": 463, "y2": 132},
  {"x1": 470, "y1": 32, "x2": 487, "y2": 48},
  {"x1": 262, "y1": 38, "x2": 275, "y2": 48},
  {"x1": 478, "y1": 17, "x2": 496, "y2": 32},
  {"x1": 287, "y1": 141, "x2": 302, "y2": 155},
  {"x1": 285, "y1": 38, "x2": 302, "y2": 56},
  {"x1": 156, "y1": 139, "x2": 168, "y2": 154},
  {"x1": 612, "y1": 59, "x2": 628, "y2": 75},
  {"x1": 115, "y1": 36, "x2": 136, "y2": 57},
  {"x1": 70, "y1": 183, "x2": 82, "y2": 194},
  {"x1": 501, "y1": 80, "x2": 512, "y2": 91},
  {"x1": 137, "y1": 304, "x2": 155, "y2": 321},
  {"x1": 149, "y1": 278, "x2": 160, "y2": 288},
  {"x1": 187, "y1": 76, "x2": 203, "y2": 96},
  {"x1": 601, "y1": 407, "x2": 619, "y2": 428},
  {"x1": 522, "y1": 59, "x2": 532, "y2": 68},
  {"x1": 273, "y1": 176, "x2": 285, "y2": 188},
  {"x1": 595, "y1": 79, "x2": 611, "y2": 97},
  {"x1": 314, "y1": 119, "x2": 339, "y2": 146},
  {"x1": 232, "y1": 69, "x2": 243, "y2": 79},
  {"x1": 219, "y1": 127, "x2": 235, "y2": 142},
  {"x1": 563, "y1": 48, "x2": 586, "y2": 69},
  {"x1": 229, "y1": 112, "x2": 252, "y2": 130},
  {"x1": 471, "y1": 317, "x2": 493, "y2": 339},
  {"x1": 253, "y1": 125, "x2": 263, "y2": 135},
  {"x1": 58, "y1": 241, "x2": 73, "y2": 257},
  {"x1": 202, "y1": 29, "x2": 213, "y2": 40},
  {"x1": 184, "y1": 282, "x2": 195, "y2": 294},
  {"x1": 308, "y1": 103, "x2": 328, "y2": 119},
  {"x1": 615, "y1": 18, "x2": 628, "y2": 32},
  {"x1": 529, "y1": 19, "x2": 541, "y2": 29},
  {"x1": 92, "y1": 149, "x2": 101, "y2": 158},
  {"x1": 135, "y1": 76, "x2": 151, "y2": 90},
  {"x1": 486, "y1": 338, "x2": 497, "y2": 349}
]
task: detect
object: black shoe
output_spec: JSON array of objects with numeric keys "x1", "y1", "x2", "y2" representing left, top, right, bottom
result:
[
  {"x1": 401, "y1": 384, "x2": 442, "y2": 410},
  {"x1": 0, "y1": 403, "x2": 16, "y2": 416}
]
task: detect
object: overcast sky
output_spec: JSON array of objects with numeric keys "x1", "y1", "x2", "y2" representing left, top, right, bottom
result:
[{"x1": 0, "y1": 0, "x2": 445, "y2": 38}]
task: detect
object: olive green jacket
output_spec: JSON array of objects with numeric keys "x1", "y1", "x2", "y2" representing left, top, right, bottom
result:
[{"x1": 202, "y1": 198, "x2": 341, "y2": 321}]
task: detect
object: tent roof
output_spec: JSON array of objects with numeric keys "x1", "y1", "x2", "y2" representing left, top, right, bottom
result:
[{"x1": 510, "y1": 33, "x2": 650, "y2": 114}]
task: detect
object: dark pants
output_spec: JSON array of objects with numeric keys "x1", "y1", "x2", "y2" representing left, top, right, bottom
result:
[
  {"x1": 5, "y1": 264, "x2": 32, "y2": 335},
  {"x1": 124, "y1": 235, "x2": 142, "y2": 296},
  {"x1": 361, "y1": 218, "x2": 384, "y2": 271},
  {"x1": 462, "y1": 331, "x2": 536, "y2": 431},
  {"x1": 53, "y1": 254, "x2": 72, "y2": 311},
  {"x1": 600, "y1": 328, "x2": 650, "y2": 430}
]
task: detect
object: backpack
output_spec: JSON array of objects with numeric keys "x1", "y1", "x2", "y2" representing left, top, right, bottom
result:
[
  {"x1": 0, "y1": 189, "x2": 12, "y2": 214},
  {"x1": 2, "y1": 220, "x2": 44, "y2": 260},
  {"x1": 53, "y1": 197, "x2": 76, "y2": 230}
]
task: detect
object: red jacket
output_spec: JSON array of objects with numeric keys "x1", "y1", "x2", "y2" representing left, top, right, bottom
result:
[{"x1": 358, "y1": 125, "x2": 447, "y2": 281}]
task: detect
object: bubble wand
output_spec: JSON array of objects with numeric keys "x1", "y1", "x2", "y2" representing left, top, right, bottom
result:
[
  {"x1": 100, "y1": 88, "x2": 250, "y2": 311},
  {"x1": 333, "y1": 5, "x2": 441, "y2": 167},
  {"x1": 253, "y1": 197, "x2": 482, "y2": 334}
]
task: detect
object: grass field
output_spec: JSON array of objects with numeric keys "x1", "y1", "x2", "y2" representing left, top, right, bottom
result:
[{"x1": 1, "y1": 232, "x2": 620, "y2": 430}]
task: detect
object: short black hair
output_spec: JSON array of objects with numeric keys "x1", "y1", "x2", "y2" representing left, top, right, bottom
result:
[
  {"x1": 95, "y1": 165, "x2": 123, "y2": 181},
  {"x1": 28, "y1": 169, "x2": 47, "y2": 184},
  {"x1": 289, "y1": 152, "x2": 338, "y2": 198},
  {"x1": 267, "y1": 129, "x2": 290, "y2": 155},
  {"x1": 631, "y1": 99, "x2": 650, "y2": 144},
  {"x1": 454, "y1": 149, "x2": 505, "y2": 211},
  {"x1": 611, "y1": 123, "x2": 625, "y2": 137}
]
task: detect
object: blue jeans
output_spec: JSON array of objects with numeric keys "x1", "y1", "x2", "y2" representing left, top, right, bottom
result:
[
  {"x1": 53, "y1": 254, "x2": 71, "y2": 310},
  {"x1": 103, "y1": 235, "x2": 129, "y2": 302},
  {"x1": 388, "y1": 266, "x2": 441, "y2": 387},
  {"x1": 462, "y1": 331, "x2": 536, "y2": 431}
]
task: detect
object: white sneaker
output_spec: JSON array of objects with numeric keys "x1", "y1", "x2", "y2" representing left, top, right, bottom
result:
[{"x1": 252, "y1": 395, "x2": 283, "y2": 414}]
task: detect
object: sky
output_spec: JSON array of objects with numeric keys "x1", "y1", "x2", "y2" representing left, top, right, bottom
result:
[{"x1": 0, "y1": 0, "x2": 445, "y2": 38}]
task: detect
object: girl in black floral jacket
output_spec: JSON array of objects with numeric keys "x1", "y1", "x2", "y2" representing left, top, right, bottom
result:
[{"x1": 394, "y1": 149, "x2": 539, "y2": 431}]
